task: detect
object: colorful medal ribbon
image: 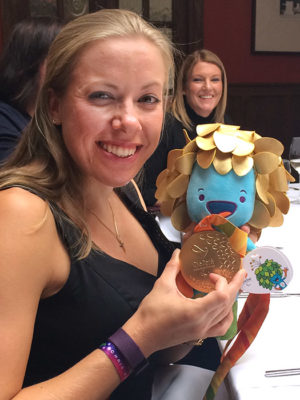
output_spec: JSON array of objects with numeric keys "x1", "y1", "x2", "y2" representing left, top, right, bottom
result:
[{"x1": 193, "y1": 214, "x2": 270, "y2": 400}]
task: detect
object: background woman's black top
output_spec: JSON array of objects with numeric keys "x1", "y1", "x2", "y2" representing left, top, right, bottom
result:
[{"x1": 0, "y1": 101, "x2": 30, "y2": 162}]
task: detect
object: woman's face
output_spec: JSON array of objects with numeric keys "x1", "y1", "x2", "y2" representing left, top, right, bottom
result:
[
  {"x1": 183, "y1": 60, "x2": 223, "y2": 118},
  {"x1": 50, "y1": 37, "x2": 166, "y2": 188}
]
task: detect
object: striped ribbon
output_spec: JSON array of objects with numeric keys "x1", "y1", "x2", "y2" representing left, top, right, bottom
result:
[{"x1": 193, "y1": 214, "x2": 270, "y2": 400}]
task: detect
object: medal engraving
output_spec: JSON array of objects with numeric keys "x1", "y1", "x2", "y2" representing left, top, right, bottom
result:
[{"x1": 180, "y1": 231, "x2": 241, "y2": 292}]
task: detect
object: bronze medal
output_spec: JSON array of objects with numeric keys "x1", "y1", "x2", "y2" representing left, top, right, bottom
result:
[{"x1": 179, "y1": 230, "x2": 241, "y2": 293}]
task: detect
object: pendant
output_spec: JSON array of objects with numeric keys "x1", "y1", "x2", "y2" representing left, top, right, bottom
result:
[{"x1": 118, "y1": 239, "x2": 126, "y2": 252}]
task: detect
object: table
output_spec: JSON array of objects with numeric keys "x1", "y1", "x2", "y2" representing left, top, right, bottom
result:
[{"x1": 219, "y1": 184, "x2": 300, "y2": 399}]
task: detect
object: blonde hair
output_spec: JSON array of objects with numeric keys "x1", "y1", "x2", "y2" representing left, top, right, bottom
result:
[
  {"x1": 156, "y1": 124, "x2": 293, "y2": 232},
  {"x1": 172, "y1": 49, "x2": 227, "y2": 130},
  {"x1": 0, "y1": 9, "x2": 175, "y2": 258}
]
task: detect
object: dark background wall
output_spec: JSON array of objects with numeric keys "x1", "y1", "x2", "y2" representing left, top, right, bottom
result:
[
  {"x1": 202, "y1": 0, "x2": 300, "y2": 159},
  {"x1": 203, "y1": 0, "x2": 299, "y2": 84},
  {"x1": 0, "y1": 0, "x2": 299, "y2": 159}
]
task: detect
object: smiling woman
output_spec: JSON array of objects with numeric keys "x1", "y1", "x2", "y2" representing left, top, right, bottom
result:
[
  {"x1": 0, "y1": 9, "x2": 246, "y2": 400},
  {"x1": 142, "y1": 49, "x2": 232, "y2": 208}
]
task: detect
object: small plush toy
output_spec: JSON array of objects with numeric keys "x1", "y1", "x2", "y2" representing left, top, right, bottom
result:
[{"x1": 155, "y1": 123, "x2": 294, "y2": 400}]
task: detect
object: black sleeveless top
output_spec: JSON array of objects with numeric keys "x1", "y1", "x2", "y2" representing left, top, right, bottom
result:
[{"x1": 6, "y1": 183, "x2": 174, "y2": 399}]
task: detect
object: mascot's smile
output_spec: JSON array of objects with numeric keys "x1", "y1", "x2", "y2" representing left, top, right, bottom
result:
[{"x1": 206, "y1": 200, "x2": 237, "y2": 216}]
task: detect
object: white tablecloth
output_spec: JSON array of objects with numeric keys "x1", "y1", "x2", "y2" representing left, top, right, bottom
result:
[
  {"x1": 220, "y1": 185, "x2": 300, "y2": 399},
  {"x1": 152, "y1": 365, "x2": 229, "y2": 400}
]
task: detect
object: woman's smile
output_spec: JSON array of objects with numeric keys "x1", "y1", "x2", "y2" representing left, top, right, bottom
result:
[{"x1": 98, "y1": 141, "x2": 140, "y2": 158}]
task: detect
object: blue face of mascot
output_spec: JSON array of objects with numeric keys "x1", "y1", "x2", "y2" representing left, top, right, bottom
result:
[{"x1": 186, "y1": 163, "x2": 256, "y2": 227}]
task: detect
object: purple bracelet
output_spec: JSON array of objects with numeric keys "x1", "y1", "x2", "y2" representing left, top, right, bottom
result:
[
  {"x1": 109, "y1": 328, "x2": 149, "y2": 375},
  {"x1": 99, "y1": 341, "x2": 131, "y2": 381}
]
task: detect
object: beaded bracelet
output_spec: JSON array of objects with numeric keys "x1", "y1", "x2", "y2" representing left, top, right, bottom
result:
[{"x1": 99, "y1": 341, "x2": 131, "y2": 381}]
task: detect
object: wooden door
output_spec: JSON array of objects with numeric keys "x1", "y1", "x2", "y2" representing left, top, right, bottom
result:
[
  {"x1": 89, "y1": 0, "x2": 204, "y2": 55},
  {"x1": 0, "y1": 0, "x2": 90, "y2": 46},
  {"x1": 0, "y1": 0, "x2": 204, "y2": 55}
]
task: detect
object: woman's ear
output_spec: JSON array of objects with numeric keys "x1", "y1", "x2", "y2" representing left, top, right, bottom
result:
[{"x1": 48, "y1": 88, "x2": 61, "y2": 125}]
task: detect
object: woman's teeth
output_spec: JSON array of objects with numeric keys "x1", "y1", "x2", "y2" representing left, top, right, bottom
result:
[{"x1": 101, "y1": 143, "x2": 136, "y2": 158}]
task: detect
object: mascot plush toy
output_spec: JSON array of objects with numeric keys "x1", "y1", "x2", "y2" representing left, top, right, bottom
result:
[{"x1": 155, "y1": 123, "x2": 294, "y2": 400}]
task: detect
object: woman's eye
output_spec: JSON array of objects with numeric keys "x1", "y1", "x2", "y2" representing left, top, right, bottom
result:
[
  {"x1": 199, "y1": 194, "x2": 205, "y2": 201},
  {"x1": 88, "y1": 92, "x2": 111, "y2": 100},
  {"x1": 240, "y1": 196, "x2": 246, "y2": 203},
  {"x1": 212, "y1": 78, "x2": 221, "y2": 82},
  {"x1": 139, "y1": 95, "x2": 160, "y2": 104}
]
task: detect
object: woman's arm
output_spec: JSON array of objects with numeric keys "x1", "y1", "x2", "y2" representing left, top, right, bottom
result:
[
  {"x1": 0, "y1": 189, "x2": 122, "y2": 400},
  {"x1": 0, "y1": 188, "x2": 245, "y2": 400}
]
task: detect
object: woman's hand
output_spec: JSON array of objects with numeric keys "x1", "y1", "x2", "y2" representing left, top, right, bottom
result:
[
  {"x1": 240, "y1": 224, "x2": 260, "y2": 243},
  {"x1": 122, "y1": 249, "x2": 246, "y2": 357}
]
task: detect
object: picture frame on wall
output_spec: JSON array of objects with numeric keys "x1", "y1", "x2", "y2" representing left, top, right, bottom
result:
[{"x1": 252, "y1": 0, "x2": 300, "y2": 54}]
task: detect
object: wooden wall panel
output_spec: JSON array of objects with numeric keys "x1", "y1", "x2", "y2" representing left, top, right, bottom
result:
[
  {"x1": 227, "y1": 84, "x2": 300, "y2": 159},
  {"x1": 172, "y1": 0, "x2": 203, "y2": 55},
  {"x1": 0, "y1": 0, "x2": 30, "y2": 43}
]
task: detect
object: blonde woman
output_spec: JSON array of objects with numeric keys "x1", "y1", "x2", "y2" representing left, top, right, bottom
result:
[
  {"x1": 142, "y1": 49, "x2": 231, "y2": 208},
  {"x1": 0, "y1": 10, "x2": 245, "y2": 399}
]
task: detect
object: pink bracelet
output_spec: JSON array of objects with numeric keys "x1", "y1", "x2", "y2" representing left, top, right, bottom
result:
[{"x1": 99, "y1": 341, "x2": 131, "y2": 381}]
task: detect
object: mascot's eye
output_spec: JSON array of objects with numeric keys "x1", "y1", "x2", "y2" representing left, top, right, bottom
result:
[
  {"x1": 199, "y1": 194, "x2": 205, "y2": 201},
  {"x1": 240, "y1": 196, "x2": 246, "y2": 203}
]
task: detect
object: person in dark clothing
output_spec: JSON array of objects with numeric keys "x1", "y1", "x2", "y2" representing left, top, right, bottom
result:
[
  {"x1": 0, "y1": 102, "x2": 31, "y2": 161},
  {"x1": 0, "y1": 10, "x2": 245, "y2": 400},
  {"x1": 142, "y1": 49, "x2": 232, "y2": 208},
  {"x1": 141, "y1": 49, "x2": 233, "y2": 373},
  {"x1": 0, "y1": 17, "x2": 62, "y2": 162}
]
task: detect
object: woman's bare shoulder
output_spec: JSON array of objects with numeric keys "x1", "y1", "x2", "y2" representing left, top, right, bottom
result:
[
  {"x1": 0, "y1": 186, "x2": 48, "y2": 219},
  {"x1": 0, "y1": 186, "x2": 70, "y2": 296},
  {"x1": 0, "y1": 186, "x2": 63, "y2": 273}
]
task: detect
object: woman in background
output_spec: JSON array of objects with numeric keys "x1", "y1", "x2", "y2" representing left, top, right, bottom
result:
[
  {"x1": 142, "y1": 49, "x2": 231, "y2": 208},
  {"x1": 141, "y1": 49, "x2": 234, "y2": 373},
  {"x1": 0, "y1": 17, "x2": 62, "y2": 162}
]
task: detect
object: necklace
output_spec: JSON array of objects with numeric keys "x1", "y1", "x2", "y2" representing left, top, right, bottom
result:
[{"x1": 88, "y1": 201, "x2": 125, "y2": 252}]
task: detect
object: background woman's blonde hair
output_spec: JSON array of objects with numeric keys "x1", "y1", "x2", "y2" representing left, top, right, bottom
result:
[
  {"x1": 172, "y1": 49, "x2": 228, "y2": 129},
  {"x1": 0, "y1": 9, "x2": 175, "y2": 258}
]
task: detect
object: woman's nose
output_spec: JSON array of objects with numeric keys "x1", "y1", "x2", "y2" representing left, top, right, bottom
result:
[
  {"x1": 112, "y1": 103, "x2": 142, "y2": 133},
  {"x1": 203, "y1": 79, "x2": 212, "y2": 89}
]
